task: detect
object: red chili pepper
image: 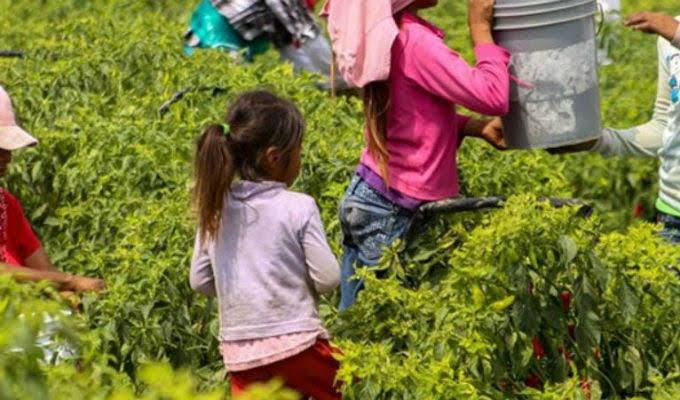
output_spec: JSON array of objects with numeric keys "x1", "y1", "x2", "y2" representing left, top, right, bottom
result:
[
  {"x1": 568, "y1": 324, "x2": 576, "y2": 341},
  {"x1": 559, "y1": 346, "x2": 572, "y2": 363},
  {"x1": 525, "y1": 374, "x2": 541, "y2": 389},
  {"x1": 528, "y1": 282, "x2": 535, "y2": 296},
  {"x1": 633, "y1": 202, "x2": 644, "y2": 218},
  {"x1": 593, "y1": 347, "x2": 601, "y2": 360},
  {"x1": 498, "y1": 380, "x2": 511, "y2": 392},
  {"x1": 532, "y1": 337, "x2": 546, "y2": 359},
  {"x1": 559, "y1": 290, "x2": 571, "y2": 313},
  {"x1": 581, "y1": 378, "x2": 592, "y2": 400}
]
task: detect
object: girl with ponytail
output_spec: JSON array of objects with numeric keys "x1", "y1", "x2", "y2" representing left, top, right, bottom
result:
[
  {"x1": 190, "y1": 91, "x2": 342, "y2": 399},
  {"x1": 323, "y1": 0, "x2": 512, "y2": 310}
]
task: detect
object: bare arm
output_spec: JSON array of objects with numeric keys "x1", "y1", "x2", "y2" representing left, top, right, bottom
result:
[
  {"x1": 468, "y1": 0, "x2": 496, "y2": 46},
  {"x1": 23, "y1": 247, "x2": 59, "y2": 272},
  {"x1": 625, "y1": 12, "x2": 680, "y2": 45},
  {"x1": 1, "y1": 261, "x2": 74, "y2": 289},
  {"x1": 0, "y1": 248, "x2": 104, "y2": 292}
]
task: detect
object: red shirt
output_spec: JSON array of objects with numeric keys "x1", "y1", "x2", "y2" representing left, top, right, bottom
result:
[{"x1": 0, "y1": 190, "x2": 41, "y2": 266}]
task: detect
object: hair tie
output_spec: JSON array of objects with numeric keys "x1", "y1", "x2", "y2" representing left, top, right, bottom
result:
[{"x1": 221, "y1": 123, "x2": 231, "y2": 137}]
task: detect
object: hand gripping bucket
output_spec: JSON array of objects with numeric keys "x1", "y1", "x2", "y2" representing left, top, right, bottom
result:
[{"x1": 493, "y1": 0, "x2": 602, "y2": 149}]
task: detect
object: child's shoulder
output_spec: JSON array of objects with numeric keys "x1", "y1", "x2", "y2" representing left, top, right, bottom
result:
[
  {"x1": 280, "y1": 189, "x2": 319, "y2": 212},
  {"x1": 277, "y1": 189, "x2": 321, "y2": 228},
  {"x1": 396, "y1": 15, "x2": 446, "y2": 57}
]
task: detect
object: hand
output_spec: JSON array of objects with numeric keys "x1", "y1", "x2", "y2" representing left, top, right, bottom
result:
[
  {"x1": 624, "y1": 12, "x2": 679, "y2": 42},
  {"x1": 66, "y1": 276, "x2": 105, "y2": 293},
  {"x1": 464, "y1": 117, "x2": 507, "y2": 150},
  {"x1": 479, "y1": 117, "x2": 507, "y2": 150},
  {"x1": 468, "y1": 0, "x2": 495, "y2": 45}
]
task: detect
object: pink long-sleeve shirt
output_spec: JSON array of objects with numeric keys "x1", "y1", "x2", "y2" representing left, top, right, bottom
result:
[{"x1": 360, "y1": 12, "x2": 511, "y2": 201}]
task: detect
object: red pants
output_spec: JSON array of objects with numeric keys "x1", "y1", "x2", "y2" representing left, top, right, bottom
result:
[{"x1": 230, "y1": 339, "x2": 342, "y2": 400}]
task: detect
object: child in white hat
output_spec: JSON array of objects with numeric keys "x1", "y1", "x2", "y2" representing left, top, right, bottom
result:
[
  {"x1": 0, "y1": 88, "x2": 37, "y2": 152},
  {"x1": 0, "y1": 86, "x2": 104, "y2": 292}
]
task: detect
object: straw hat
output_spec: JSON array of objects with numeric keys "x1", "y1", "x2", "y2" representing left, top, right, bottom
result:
[{"x1": 0, "y1": 86, "x2": 37, "y2": 151}]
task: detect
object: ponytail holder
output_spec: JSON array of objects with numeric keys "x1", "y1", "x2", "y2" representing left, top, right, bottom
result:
[{"x1": 221, "y1": 123, "x2": 231, "y2": 137}]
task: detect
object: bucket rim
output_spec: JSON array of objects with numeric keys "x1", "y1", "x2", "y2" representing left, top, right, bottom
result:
[
  {"x1": 494, "y1": 0, "x2": 594, "y2": 8},
  {"x1": 494, "y1": 0, "x2": 594, "y2": 17},
  {"x1": 493, "y1": 8, "x2": 597, "y2": 31}
]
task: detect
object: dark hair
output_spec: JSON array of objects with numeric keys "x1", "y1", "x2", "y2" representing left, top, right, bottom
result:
[
  {"x1": 193, "y1": 90, "x2": 305, "y2": 241},
  {"x1": 363, "y1": 81, "x2": 391, "y2": 185}
]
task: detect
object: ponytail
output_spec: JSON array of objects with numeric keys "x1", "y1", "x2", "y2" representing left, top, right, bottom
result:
[
  {"x1": 363, "y1": 81, "x2": 391, "y2": 185},
  {"x1": 193, "y1": 124, "x2": 235, "y2": 241},
  {"x1": 192, "y1": 91, "x2": 305, "y2": 242}
]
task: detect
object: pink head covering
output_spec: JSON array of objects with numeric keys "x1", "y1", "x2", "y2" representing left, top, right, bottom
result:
[{"x1": 322, "y1": 0, "x2": 417, "y2": 88}]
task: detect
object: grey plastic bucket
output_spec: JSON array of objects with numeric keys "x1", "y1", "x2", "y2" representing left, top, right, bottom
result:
[{"x1": 493, "y1": 0, "x2": 602, "y2": 149}]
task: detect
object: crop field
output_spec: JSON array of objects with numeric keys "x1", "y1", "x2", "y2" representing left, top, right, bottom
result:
[{"x1": 2, "y1": 0, "x2": 680, "y2": 399}]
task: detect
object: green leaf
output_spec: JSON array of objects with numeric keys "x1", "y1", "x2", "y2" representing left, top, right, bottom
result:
[
  {"x1": 625, "y1": 346, "x2": 644, "y2": 391},
  {"x1": 559, "y1": 235, "x2": 579, "y2": 264},
  {"x1": 576, "y1": 310, "x2": 601, "y2": 351}
]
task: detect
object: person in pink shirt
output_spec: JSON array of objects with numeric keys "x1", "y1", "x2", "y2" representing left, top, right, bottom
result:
[{"x1": 323, "y1": 0, "x2": 511, "y2": 309}]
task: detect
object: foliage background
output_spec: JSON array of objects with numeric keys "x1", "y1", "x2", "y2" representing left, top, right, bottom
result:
[{"x1": 1, "y1": 0, "x2": 679, "y2": 398}]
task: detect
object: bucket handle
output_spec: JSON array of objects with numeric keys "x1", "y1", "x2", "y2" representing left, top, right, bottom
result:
[
  {"x1": 510, "y1": 74, "x2": 534, "y2": 89},
  {"x1": 508, "y1": 57, "x2": 535, "y2": 89},
  {"x1": 596, "y1": 0, "x2": 606, "y2": 37}
]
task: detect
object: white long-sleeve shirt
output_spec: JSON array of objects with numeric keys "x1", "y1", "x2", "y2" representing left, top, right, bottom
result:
[
  {"x1": 190, "y1": 181, "x2": 340, "y2": 341},
  {"x1": 594, "y1": 27, "x2": 680, "y2": 215}
]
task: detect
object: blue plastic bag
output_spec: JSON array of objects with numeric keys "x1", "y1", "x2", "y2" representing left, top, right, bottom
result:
[{"x1": 183, "y1": 0, "x2": 269, "y2": 61}]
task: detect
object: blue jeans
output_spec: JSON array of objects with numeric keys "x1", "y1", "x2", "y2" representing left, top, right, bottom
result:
[
  {"x1": 659, "y1": 213, "x2": 680, "y2": 244},
  {"x1": 338, "y1": 175, "x2": 415, "y2": 310}
]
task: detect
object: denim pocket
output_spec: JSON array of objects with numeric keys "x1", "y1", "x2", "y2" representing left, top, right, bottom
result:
[
  {"x1": 338, "y1": 176, "x2": 416, "y2": 309},
  {"x1": 339, "y1": 178, "x2": 412, "y2": 264}
]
